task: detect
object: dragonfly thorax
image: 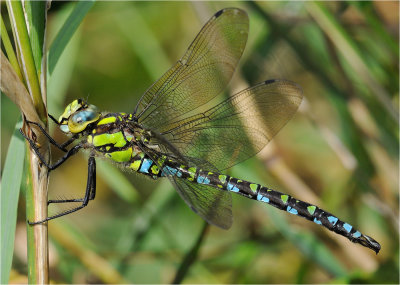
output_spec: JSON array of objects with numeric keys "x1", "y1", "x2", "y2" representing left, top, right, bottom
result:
[
  {"x1": 82, "y1": 112, "x2": 156, "y2": 164},
  {"x1": 58, "y1": 99, "x2": 101, "y2": 134}
]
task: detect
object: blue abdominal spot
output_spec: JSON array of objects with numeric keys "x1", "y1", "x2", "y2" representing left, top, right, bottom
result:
[
  {"x1": 227, "y1": 183, "x2": 239, "y2": 192},
  {"x1": 139, "y1": 159, "x2": 152, "y2": 173},
  {"x1": 197, "y1": 175, "x2": 210, "y2": 184},
  {"x1": 257, "y1": 193, "x2": 269, "y2": 203},
  {"x1": 287, "y1": 206, "x2": 298, "y2": 215}
]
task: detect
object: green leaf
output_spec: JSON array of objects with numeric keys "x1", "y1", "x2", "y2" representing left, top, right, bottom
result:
[
  {"x1": 48, "y1": 0, "x2": 95, "y2": 75},
  {"x1": 24, "y1": 1, "x2": 47, "y2": 78},
  {"x1": 1, "y1": 121, "x2": 25, "y2": 284},
  {"x1": 47, "y1": 2, "x2": 83, "y2": 120},
  {"x1": 306, "y1": 1, "x2": 398, "y2": 122},
  {"x1": 351, "y1": 2, "x2": 399, "y2": 56},
  {"x1": 115, "y1": 180, "x2": 175, "y2": 253},
  {"x1": 0, "y1": 17, "x2": 23, "y2": 80},
  {"x1": 113, "y1": 4, "x2": 171, "y2": 79},
  {"x1": 6, "y1": 0, "x2": 45, "y2": 121}
]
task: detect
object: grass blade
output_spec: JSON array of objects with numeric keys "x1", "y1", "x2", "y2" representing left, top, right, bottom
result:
[
  {"x1": 113, "y1": 4, "x2": 171, "y2": 79},
  {"x1": 49, "y1": 221, "x2": 128, "y2": 283},
  {"x1": 306, "y1": 2, "x2": 398, "y2": 122},
  {"x1": 1, "y1": 121, "x2": 25, "y2": 284},
  {"x1": 48, "y1": 0, "x2": 95, "y2": 75},
  {"x1": 172, "y1": 223, "x2": 209, "y2": 284},
  {"x1": 24, "y1": 1, "x2": 47, "y2": 79},
  {"x1": 6, "y1": 0, "x2": 46, "y2": 121},
  {"x1": 0, "y1": 17, "x2": 23, "y2": 80}
]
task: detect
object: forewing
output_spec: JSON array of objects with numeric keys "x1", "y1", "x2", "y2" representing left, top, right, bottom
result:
[
  {"x1": 134, "y1": 8, "x2": 249, "y2": 133},
  {"x1": 159, "y1": 79, "x2": 303, "y2": 171}
]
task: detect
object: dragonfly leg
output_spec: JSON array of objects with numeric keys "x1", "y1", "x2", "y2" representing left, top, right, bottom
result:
[
  {"x1": 89, "y1": 157, "x2": 96, "y2": 200},
  {"x1": 47, "y1": 156, "x2": 97, "y2": 204},
  {"x1": 48, "y1": 198, "x2": 85, "y2": 204},
  {"x1": 23, "y1": 119, "x2": 76, "y2": 151},
  {"x1": 48, "y1": 113, "x2": 59, "y2": 124},
  {"x1": 20, "y1": 128, "x2": 82, "y2": 171},
  {"x1": 28, "y1": 156, "x2": 96, "y2": 225}
]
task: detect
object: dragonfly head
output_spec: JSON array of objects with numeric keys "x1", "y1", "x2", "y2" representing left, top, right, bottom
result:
[{"x1": 58, "y1": 99, "x2": 100, "y2": 134}]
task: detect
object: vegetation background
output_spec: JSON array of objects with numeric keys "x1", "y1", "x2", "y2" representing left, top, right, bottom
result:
[{"x1": 1, "y1": 1, "x2": 398, "y2": 283}]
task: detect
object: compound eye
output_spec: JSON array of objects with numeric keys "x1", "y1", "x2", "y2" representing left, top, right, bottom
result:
[
  {"x1": 71, "y1": 110, "x2": 96, "y2": 124},
  {"x1": 68, "y1": 109, "x2": 100, "y2": 133}
]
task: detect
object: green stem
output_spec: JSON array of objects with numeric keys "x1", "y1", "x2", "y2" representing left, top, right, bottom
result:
[{"x1": 172, "y1": 223, "x2": 209, "y2": 284}]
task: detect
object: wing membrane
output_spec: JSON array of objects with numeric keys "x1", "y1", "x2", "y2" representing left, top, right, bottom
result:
[
  {"x1": 167, "y1": 173, "x2": 233, "y2": 229},
  {"x1": 159, "y1": 80, "x2": 303, "y2": 171},
  {"x1": 134, "y1": 9, "x2": 302, "y2": 227},
  {"x1": 134, "y1": 8, "x2": 249, "y2": 132}
]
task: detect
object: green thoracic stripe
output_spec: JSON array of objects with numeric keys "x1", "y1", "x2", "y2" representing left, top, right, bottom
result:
[
  {"x1": 97, "y1": 116, "x2": 117, "y2": 125},
  {"x1": 106, "y1": 148, "x2": 133, "y2": 162},
  {"x1": 93, "y1": 132, "x2": 127, "y2": 147}
]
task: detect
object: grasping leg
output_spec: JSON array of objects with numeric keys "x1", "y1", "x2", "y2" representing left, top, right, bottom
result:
[
  {"x1": 28, "y1": 156, "x2": 97, "y2": 224},
  {"x1": 20, "y1": 129, "x2": 82, "y2": 170}
]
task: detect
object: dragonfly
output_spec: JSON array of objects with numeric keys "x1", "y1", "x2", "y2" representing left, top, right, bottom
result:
[{"x1": 21, "y1": 8, "x2": 380, "y2": 253}]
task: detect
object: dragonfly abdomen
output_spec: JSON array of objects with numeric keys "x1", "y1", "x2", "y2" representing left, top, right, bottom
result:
[{"x1": 193, "y1": 170, "x2": 381, "y2": 253}]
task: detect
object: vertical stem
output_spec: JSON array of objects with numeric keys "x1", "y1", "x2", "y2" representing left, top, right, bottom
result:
[
  {"x1": 5, "y1": 0, "x2": 49, "y2": 282},
  {"x1": 25, "y1": 151, "x2": 49, "y2": 284},
  {"x1": 2, "y1": 50, "x2": 50, "y2": 284}
]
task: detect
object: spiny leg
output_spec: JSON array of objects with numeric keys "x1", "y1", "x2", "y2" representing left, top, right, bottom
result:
[
  {"x1": 48, "y1": 114, "x2": 59, "y2": 124},
  {"x1": 47, "y1": 156, "x2": 97, "y2": 204},
  {"x1": 20, "y1": 128, "x2": 82, "y2": 171},
  {"x1": 22, "y1": 119, "x2": 77, "y2": 151},
  {"x1": 28, "y1": 156, "x2": 96, "y2": 225}
]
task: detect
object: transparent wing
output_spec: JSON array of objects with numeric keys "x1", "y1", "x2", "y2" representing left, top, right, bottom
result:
[
  {"x1": 158, "y1": 79, "x2": 303, "y2": 171},
  {"x1": 167, "y1": 173, "x2": 233, "y2": 229},
  {"x1": 134, "y1": 8, "x2": 249, "y2": 132},
  {"x1": 134, "y1": 8, "x2": 302, "y2": 227},
  {"x1": 142, "y1": 148, "x2": 233, "y2": 229}
]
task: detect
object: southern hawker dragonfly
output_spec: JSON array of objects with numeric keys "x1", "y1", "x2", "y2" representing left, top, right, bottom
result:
[{"x1": 21, "y1": 8, "x2": 380, "y2": 253}]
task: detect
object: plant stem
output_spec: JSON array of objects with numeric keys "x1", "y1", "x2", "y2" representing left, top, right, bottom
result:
[
  {"x1": 25, "y1": 153, "x2": 49, "y2": 284},
  {"x1": 4, "y1": 0, "x2": 50, "y2": 281},
  {"x1": 1, "y1": 52, "x2": 50, "y2": 284}
]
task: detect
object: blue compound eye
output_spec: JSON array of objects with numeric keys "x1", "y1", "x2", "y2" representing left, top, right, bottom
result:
[
  {"x1": 68, "y1": 107, "x2": 100, "y2": 133},
  {"x1": 72, "y1": 110, "x2": 97, "y2": 124}
]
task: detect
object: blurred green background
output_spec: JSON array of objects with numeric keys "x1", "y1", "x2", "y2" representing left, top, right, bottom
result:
[{"x1": 2, "y1": 1, "x2": 399, "y2": 283}]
